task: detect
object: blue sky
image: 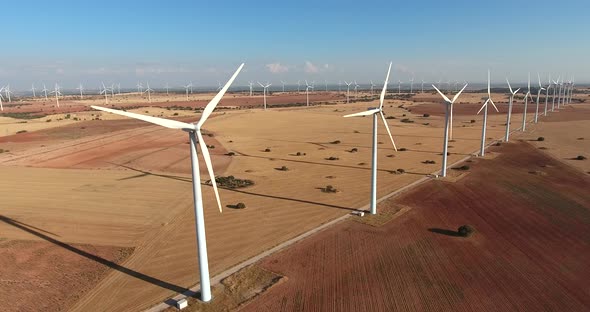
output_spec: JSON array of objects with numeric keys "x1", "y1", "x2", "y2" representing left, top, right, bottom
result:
[{"x1": 1, "y1": 0, "x2": 589, "y2": 90}]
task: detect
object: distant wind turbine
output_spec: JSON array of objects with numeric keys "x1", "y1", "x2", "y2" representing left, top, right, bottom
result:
[
  {"x1": 543, "y1": 75, "x2": 551, "y2": 116},
  {"x1": 4, "y1": 85, "x2": 12, "y2": 102},
  {"x1": 504, "y1": 78, "x2": 520, "y2": 142},
  {"x1": 101, "y1": 82, "x2": 110, "y2": 104},
  {"x1": 551, "y1": 77, "x2": 559, "y2": 112},
  {"x1": 305, "y1": 80, "x2": 314, "y2": 106},
  {"x1": 343, "y1": 62, "x2": 397, "y2": 215},
  {"x1": 0, "y1": 87, "x2": 4, "y2": 111},
  {"x1": 354, "y1": 81, "x2": 359, "y2": 95},
  {"x1": 31, "y1": 84, "x2": 36, "y2": 97},
  {"x1": 184, "y1": 83, "x2": 192, "y2": 101},
  {"x1": 370, "y1": 80, "x2": 375, "y2": 95},
  {"x1": 50, "y1": 83, "x2": 62, "y2": 107},
  {"x1": 521, "y1": 73, "x2": 533, "y2": 131},
  {"x1": 41, "y1": 84, "x2": 49, "y2": 100},
  {"x1": 258, "y1": 81, "x2": 271, "y2": 110},
  {"x1": 409, "y1": 77, "x2": 414, "y2": 94},
  {"x1": 280, "y1": 80, "x2": 286, "y2": 92},
  {"x1": 421, "y1": 79, "x2": 425, "y2": 93},
  {"x1": 77, "y1": 83, "x2": 84, "y2": 99},
  {"x1": 248, "y1": 81, "x2": 253, "y2": 97},
  {"x1": 137, "y1": 82, "x2": 143, "y2": 94},
  {"x1": 145, "y1": 82, "x2": 153, "y2": 103},
  {"x1": 534, "y1": 73, "x2": 546, "y2": 123},
  {"x1": 476, "y1": 70, "x2": 499, "y2": 157},
  {"x1": 432, "y1": 83, "x2": 468, "y2": 177},
  {"x1": 344, "y1": 81, "x2": 352, "y2": 103}
]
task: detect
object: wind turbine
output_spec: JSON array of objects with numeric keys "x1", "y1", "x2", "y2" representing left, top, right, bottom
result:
[
  {"x1": 145, "y1": 82, "x2": 153, "y2": 103},
  {"x1": 344, "y1": 81, "x2": 352, "y2": 103},
  {"x1": 557, "y1": 77, "x2": 563, "y2": 109},
  {"x1": 544, "y1": 75, "x2": 551, "y2": 116},
  {"x1": 4, "y1": 85, "x2": 12, "y2": 102},
  {"x1": 370, "y1": 80, "x2": 375, "y2": 95},
  {"x1": 305, "y1": 80, "x2": 314, "y2": 106},
  {"x1": 184, "y1": 83, "x2": 191, "y2": 101},
  {"x1": 77, "y1": 83, "x2": 84, "y2": 99},
  {"x1": 110, "y1": 83, "x2": 115, "y2": 97},
  {"x1": 324, "y1": 80, "x2": 328, "y2": 92},
  {"x1": 100, "y1": 82, "x2": 110, "y2": 104},
  {"x1": 297, "y1": 80, "x2": 301, "y2": 93},
  {"x1": 534, "y1": 73, "x2": 546, "y2": 123},
  {"x1": 258, "y1": 81, "x2": 271, "y2": 110},
  {"x1": 117, "y1": 83, "x2": 121, "y2": 95},
  {"x1": 432, "y1": 83, "x2": 468, "y2": 177},
  {"x1": 0, "y1": 87, "x2": 4, "y2": 111},
  {"x1": 343, "y1": 62, "x2": 397, "y2": 215},
  {"x1": 397, "y1": 80, "x2": 401, "y2": 94},
  {"x1": 216, "y1": 81, "x2": 222, "y2": 92},
  {"x1": 476, "y1": 70, "x2": 499, "y2": 157},
  {"x1": 92, "y1": 63, "x2": 244, "y2": 303},
  {"x1": 31, "y1": 84, "x2": 36, "y2": 97},
  {"x1": 165, "y1": 83, "x2": 169, "y2": 95},
  {"x1": 409, "y1": 77, "x2": 414, "y2": 94},
  {"x1": 248, "y1": 81, "x2": 253, "y2": 97},
  {"x1": 504, "y1": 78, "x2": 520, "y2": 142},
  {"x1": 354, "y1": 81, "x2": 359, "y2": 95},
  {"x1": 421, "y1": 79, "x2": 425, "y2": 93},
  {"x1": 551, "y1": 77, "x2": 559, "y2": 111},
  {"x1": 280, "y1": 80, "x2": 286, "y2": 92},
  {"x1": 521, "y1": 73, "x2": 533, "y2": 131},
  {"x1": 41, "y1": 84, "x2": 48, "y2": 100},
  {"x1": 50, "y1": 83, "x2": 61, "y2": 107},
  {"x1": 137, "y1": 82, "x2": 143, "y2": 94}
]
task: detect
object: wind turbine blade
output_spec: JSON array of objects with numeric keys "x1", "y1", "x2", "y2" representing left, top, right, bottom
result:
[
  {"x1": 197, "y1": 131, "x2": 223, "y2": 213},
  {"x1": 197, "y1": 63, "x2": 244, "y2": 128},
  {"x1": 489, "y1": 99, "x2": 499, "y2": 112},
  {"x1": 379, "y1": 111, "x2": 397, "y2": 151},
  {"x1": 431, "y1": 85, "x2": 451, "y2": 103},
  {"x1": 506, "y1": 78, "x2": 513, "y2": 94},
  {"x1": 477, "y1": 99, "x2": 489, "y2": 115},
  {"x1": 258, "y1": 82, "x2": 264, "y2": 87},
  {"x1": 91, "y1": 106, "x2": 196, "y2": 130},
  {"x1": 452, "y1": 83, "x2": 468, "y2": 103},
  {"x1": 379, "y1": 62, "x2": 392, "y2": 109},
  {"x1": 514, "y1": 88, "x2": 520, "y2": 94},
  {"x1": 343, "y1": 108, "x2": 381, "y2": 117},
  {"x1": 487, "y1": 70, "x2": 491, "y2": 96},
  {"x1": 537, "y1": 73, "x2": 542, "y2": 88}
]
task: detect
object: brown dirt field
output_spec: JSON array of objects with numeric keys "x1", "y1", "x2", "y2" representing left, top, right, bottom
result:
[
  {"x1": 0, "y1": 233, "x2": 132, "y2": 312},
  {"x1": 243, "y1": 142, "x2": 590, "y2": 312}
]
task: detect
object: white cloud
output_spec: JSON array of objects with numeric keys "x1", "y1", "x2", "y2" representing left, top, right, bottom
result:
[
  {"x1": 266, "y1": 63, "x2": 289, "y2": 74},
  {"x1": 304, "y1": 61, "x2": 319, "y2": 73}
]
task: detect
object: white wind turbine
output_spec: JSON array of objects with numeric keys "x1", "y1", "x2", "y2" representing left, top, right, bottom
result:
[
  {"x1": 476, "y1": 70, "x2": 499, "y2": 157},
  {"x1": 344, "y1": 81, "x2": 352, "y2": 103},
  {"x1": 184, "y1": 83, "x2": 192, "y2": 101},
  {"x1": 504, "y1": 78, "x2": 520, "y2": 142},
  {"x1": 557, "y1": 77, "x2": 563, "y2": 109},
  {"x1": 92, "y1": 63, "x2": 244, "y2": 303},
  {"x1": 432, "y1": 83, "x2": 468, "y2": 177},
  {"x1": 521, "y1": 73, "x2": 533, "y2": 131},
  {"x1": 165, "y1": 83, "x2": 169, "y2": 95},
  {"x1": 77, "y1": 83, "x2": 84, "y2": 99},
  {"x1": 4, "y1": 85, "x2": 12, "y2": 102},
  {"x1": 110, "y1": 83, "x2": 115, "y2": 97},
  {"x1": 324, "y1": 80, "x2": 328, "y2": 92},
  {"x1": 117, "y1": 83, "x2": 121, "y2": 95},
  {"x1": 280, "y1": 80, "x2": 286, "y2": 92},
  {"x1": 190, "y1": 81, "x2": 194, "y2": 94},
  {"x1": 41, "y1": 84, "x2": 49, "y2": 100},
  {"x1": 258, "y1": 81, "x2": 271, "y2": 110},
  {"x1": 248, "y1": 81, "x2": 253, "y2": 97},
  {"x1": 534, "y1": 73, "x2": 546, "y2": 123},
  {"x1": 354, "y1": 81, "x2": 359, "y2": 95},
  {"x1": 0, "y1": 87, "x2": 4, "y2": 111},
  {"x1": 305, "y1": 80, "x2": 314, "y2": 106},
  {"x1": 544, "y1": 75, "x2": 551, "y2": 116},
  {"x1": 551, "y1": 76, "x2": 559, "y2": 112},
  {"x1": 421, "y1": 79, "x2": 425, "y2": 93},
  {"x1": 370, "y1": 80, "x2": 376, "y2": 95},
  {"x1": 100, "y1": 82, "x2": 110, "y2": 104},
  {"x1": 216, "y1": 81, "x2": 222, "y2": 92},
  {"x1": 397, "y1": 79, "x2": 401, "y2": 94},
  {"x1": 409, "y1": 77, "x2": 414, "y2": 93},
  {"x1": 50, "y1": 83, "x2": 62, "y2": 107},
  {"x1": 568, "y1": 76, "x2": 575, "y2": 104},
  {"x1": 297, "y1": 80, "x2": 301, "y2": 93},
  {"x1": 31, "y1": 84, "x2": 36, "y2": 97},
  {"x1": 137, "y1": 82, "x2": 143, "y2": 94},
  {"x1": 145, "y1": 82, "x2": 153, "y2": 103},
  {"x1": 343, "y1": 62, "x2": 397, "y2": 215}
]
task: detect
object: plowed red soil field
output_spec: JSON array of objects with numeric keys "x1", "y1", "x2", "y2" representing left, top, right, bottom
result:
[{"x1": 243, "y1": 142, "x2": 590, "y2": 311}]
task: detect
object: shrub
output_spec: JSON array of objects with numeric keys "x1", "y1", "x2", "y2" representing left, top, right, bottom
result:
[
  {"x1": 494, "y1": 142, "x2": 501, "y2": 146},
  {"x1": 326, "y1": 156, "x2": 339, "y2": 161},
  {"x1": 0, "y1": 149, "x2": 8, "y2": 153},
  {"x1": 330, "y1": 140, "x2": 341, "y2": 144},
  {"x1": 456, "y1": 165, "x2": 470, "y2": 171},
  {"x1": 226, "y1": 152, "x2": 236, "y2": 156},
  {"x1": 402, "y1": 114, "x2": 406, "y2": 117},
  {"x1": 401, "y1": 118, "x2": 414, "y2": 123},
  {"x1": 278, "y1": 166, "x2": 289, "y2": 171},
  {"x1": 577, "y1": 137, "x2": 584, "y2": 140},
  {"x1": 422, "y1": 113, "x2": 430, "y2": 117},
  {"x1": 208, "y1": 176, "x2": 254, "y2": 189},
  {"x1": 350, "y1": 148, "x2": 358, "y2": 153},
  {"x1": 322, "y1": 185, "x2": 338, "y2": 193},
  {"x1": 16, "y1": 130, "x2": 27, "y2": 134},
  {"x1": 235, "y1": 202, "x2": 246, "y2": 209},
  {"x1": 385, "y1": 116, "x2": 396, "y2": 119},
  {"x1": 46, "y1": 119, "x2": 52, "y2": 122},
  {"x1": 422, "y1": 160, "x2": 436, "y2": 164},
  {"x1": 458, "y1": 225, "x2": 475, "y2": 237},
  {"x1": 576, "y1": 155, "x2": 587, "y2": 160},
  {"x1": 207, "y1": 145, "x2": 215, "y2": 149},
  {"x1": 470, "y1": 119, "x2": 476, "y2": 123},
  {"x1": 264, "y1": 148, "x2": 271, "y2": 152},
  {"x1": 398, "y1": 148, "x2": 407, "y2": 151},
  {"x1": 396, "y1": 168, "x2": 405, "y2": 174},
  {"x1": 537, "y1": 137, "x2": 545, "y2": 141},
  {"x1": 173, "y1": 112, "x2": 179, "y2": 116},
  {"x1": 65, "y1": 114, "x2": 71, "y2": 119}
]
